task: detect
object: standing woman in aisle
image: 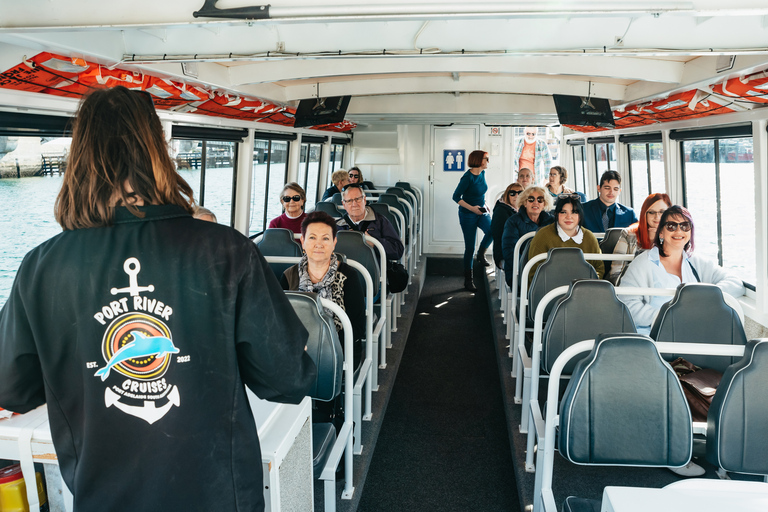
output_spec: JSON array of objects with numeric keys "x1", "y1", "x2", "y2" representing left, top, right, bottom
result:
[{"x1": 453, "y1": 150, "x2": 494, "y2": 291}]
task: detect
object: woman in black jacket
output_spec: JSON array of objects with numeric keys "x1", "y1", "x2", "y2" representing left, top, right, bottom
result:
[
  {"x1": 500, "y1": 186, "x2": 554, "y2": 285},
  {"x1": 490, "y1": 182, "x2": 523, "y2": 268}
]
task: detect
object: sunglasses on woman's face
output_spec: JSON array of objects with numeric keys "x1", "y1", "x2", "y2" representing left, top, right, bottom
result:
[
  {"x1": 527, "y1": 196, "x2": 545, "y2": 203},
  {"x1": 508, "y1": 190, "x2": 521, "y2": 196},
  {"x1": 349, "y1": 173, "x2": 359, "y2": 178},
  {"x1": 558, "y1": 193, "x2": 580, "y2": 200},
  {"x1": 282, "y1": 195, "x2": 302, "y2": 203},
  {"x1": 664, "y1": 221, "x2": 691, "y2": 232}
]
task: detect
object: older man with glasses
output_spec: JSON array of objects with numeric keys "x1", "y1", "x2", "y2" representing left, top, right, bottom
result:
[{"x1": 337, "y1": 183, "x2": 404, "y2": 261}]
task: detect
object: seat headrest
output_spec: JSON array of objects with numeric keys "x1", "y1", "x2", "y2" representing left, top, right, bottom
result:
[
  {"x1": 706, "y1": 339, "x2": 768, "y2": 475},
  {"x1": 335, "y1": 231, "x2": 380, "y2": 294},
  {"x1": 257, "y1": 228, "x2": 302, "y2": 257},
  {"x1": 528, "y1": 248, "x2": 598, "y2": 323},
  {"x1": 559, "y1": 333, "x2": 692, "y2": 466},
  {"x1": 542, "y1": 280, "x2": 636, "y2": 374},
  {"x1": 650, "y1": 283, "x2": 747, "y2": 372},
  {"x1": 284, "y1": 292, "x2": 343, "y2": 402}
]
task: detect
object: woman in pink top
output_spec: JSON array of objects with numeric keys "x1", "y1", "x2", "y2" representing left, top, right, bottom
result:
[{"x1": 268, "y1": 182, "x2": 307, "y2": 234}]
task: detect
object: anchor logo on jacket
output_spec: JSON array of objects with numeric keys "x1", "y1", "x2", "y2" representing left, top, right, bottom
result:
[{"x1": 91, "y1": 257, "x2": 184, "y2": 425}]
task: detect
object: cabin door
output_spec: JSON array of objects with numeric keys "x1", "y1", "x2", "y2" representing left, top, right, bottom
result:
[{"x1": 429, "y1": 125, "x2": 480, "y2": 253}]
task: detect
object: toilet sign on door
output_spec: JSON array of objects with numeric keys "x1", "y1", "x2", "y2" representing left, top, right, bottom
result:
[{"x1": 443, "y1": 150, "x2": 465, "y2": 171}]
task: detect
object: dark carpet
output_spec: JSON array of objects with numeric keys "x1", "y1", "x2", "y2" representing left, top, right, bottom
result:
[{"x1": 357, "y1": 258, "x2": 520, "y2": 512}]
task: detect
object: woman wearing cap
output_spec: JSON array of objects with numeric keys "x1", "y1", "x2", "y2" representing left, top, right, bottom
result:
[{"x1": 268, "y1": 182, "x2": 307, "y2": 234}]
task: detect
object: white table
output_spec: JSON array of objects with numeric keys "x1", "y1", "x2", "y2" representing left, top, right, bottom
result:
[
  {"x1": 602, "y1": 479, "x2": 768, "y2": 512},
  {"x1": 0, "y1": 405, "x2": 69, "y2": 511}
]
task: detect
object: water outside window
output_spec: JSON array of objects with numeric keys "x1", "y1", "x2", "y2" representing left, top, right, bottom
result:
[
  {"x1": 628, "y1": 143, "x2": 665, "y2": 209},
  {"x1": 682, "y1": 138, "x2": 755, "y2": 286},
  {"x1": 250, "y1": 139, "x2": 288, "y2": 237}
]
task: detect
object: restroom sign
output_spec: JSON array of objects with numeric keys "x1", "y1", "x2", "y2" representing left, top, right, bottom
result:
[{"x1": 443, "y1": 150, "x2": 465, "y2": 171}]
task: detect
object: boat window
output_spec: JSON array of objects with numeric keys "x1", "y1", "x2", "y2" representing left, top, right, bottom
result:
[
  {"x1": 627, "y1": 143, "x2": 665, "y2": 208},
  {"x1": 593, "y1": 142, "x2": 616, "y2": 185},
  {"x1": 681, "y1": 137, "x2": 755, "y2": 286},
  {"x1": 300, "y1": 142, "x2": 323, "y2": 209},
  {"x1": 171, "y1": 139, "x2": 237, "y2": 227},
  {"x1": 330, "y1": 144, "x2": 345, "y2": 175},
  {"x1": 0, "y1": 135, "x2": 72, "y2": 304},
  {"x1": 250, "y1": 138, "x2": 289, "y2": 237},
  {"x1": 570, "y1": 145, "x2": 587, "y2": 196}
]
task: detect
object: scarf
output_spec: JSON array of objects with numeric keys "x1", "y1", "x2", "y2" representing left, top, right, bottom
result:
[{"x1": 297, "y1": 253, "x2": 345, "y2": 331}]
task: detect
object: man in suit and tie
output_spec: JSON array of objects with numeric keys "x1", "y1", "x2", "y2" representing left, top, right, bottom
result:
[{"x1": 582, "y1": 170, "x2": 638, "y2": 233}]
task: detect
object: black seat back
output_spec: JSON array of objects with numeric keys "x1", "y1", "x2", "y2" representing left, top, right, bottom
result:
[
  {"x1": 650, "y1": 283, "x2": 747, "y2": 372},
  {"x1": 256, "y1": 228, "x2": 302, "y2": 279},
  {"x1": 527, "y1": 248, "x2": 597, "y2": 323},
  {"x1": 599, "y1": 227, "x2": 624, "y2": 279},
  {"x1": 335, "y1": 231, "x2": 380, "y2": 299},
  {"x1": 285, "y1": 291, "x2": 343, "y2": 401},
  {"x1": 331, "y1": 192, "x2": 343, "y2": 206},
  {"x1": 559, "y1": 333, "x2": 692, "y2": 466},
  {"x1": 313, "y1": 201, "x2": 343, "y2": 218},
  {"x1": 599, "y1": 227, "x2": 624, "y2": 254},
  {"x1": 369, "y1": 202, "x2": 401, "y2": 237},
  {"x1": 378, "y1": 193, "x2": 409, "y2": 240},
  {"x1": 706, "y1": 339, "x2": 768, "y2": 475},
  {"x1": 542, "y1": 280, "x2": 636, "y2": 374}
]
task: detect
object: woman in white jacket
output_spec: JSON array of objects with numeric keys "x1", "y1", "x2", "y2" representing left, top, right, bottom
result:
[
  {"x1": 620, "y1": 205, "x2": 744, "y2": 335},
  {"x1": 619, "y1": 204, "x2": 744, "y2": 478}
]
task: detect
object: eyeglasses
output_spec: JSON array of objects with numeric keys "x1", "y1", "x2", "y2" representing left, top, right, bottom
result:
[
  {"x1": 508, "y1": 190, "x2": 521, "y2": 196},
  {"x1": 664, "y1": 221, "x2": 691, "y2": 232},
  {"x1": 646, "y1": 210, "x2": 666, "y2": 217},
  {"x1": 282, "y1": 195, "x2": 302, "y2": 203},
  {"x1": 342, "y1": 196, "x2": 365, "y2": 205},
  {"x1": 525, "y1": 132, "x2": 536, "y2": 136},
  {"x1": 482, "y1": 156, "x2": 490, "y2": 161},
  {"x1": 348, "y1": 173, "x2": 360, "y2": 178},
  {"x1": 527, "y1": 196, "x2": 545, "y2": 203},
  {"x1": 558, "y1": 193, "x2": 580, "y2": 200}
]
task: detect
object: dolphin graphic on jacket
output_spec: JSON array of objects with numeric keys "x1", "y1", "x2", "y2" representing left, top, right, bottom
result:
[{"x1": 95, "y1": 331, "x2": 179, "y2": 381}]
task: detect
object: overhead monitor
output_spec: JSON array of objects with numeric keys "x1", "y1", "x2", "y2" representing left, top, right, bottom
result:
[
  {"x1": 293, "y1": 96, "x2": 351, "y2": 128},
  {"x1": 552, "y1": 94, "x2": 615, "y2": 129}
]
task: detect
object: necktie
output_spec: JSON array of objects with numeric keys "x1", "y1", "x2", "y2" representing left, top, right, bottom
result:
[{"x1": 602, "y1": 208, "x2": 610, "y2": 231}]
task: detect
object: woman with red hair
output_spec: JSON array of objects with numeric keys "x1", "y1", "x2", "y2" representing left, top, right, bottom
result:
[{"x1": 609, "y1": 193, "x2": 672, "y2": 284}]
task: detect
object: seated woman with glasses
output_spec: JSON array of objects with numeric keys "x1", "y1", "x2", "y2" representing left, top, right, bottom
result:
[
  {"x1": 268, "y1": 182, "x2": 307, "y2": 234},
  {"x1": 501, "y1": 186, "x2": 554, "y2": 284},
  {"x1": 544, "y1": 165, "x2": 579, "y2": 199},
  {"x1": 527, "y1": 194, "x2": 604, "y2": 283},
  {"x1": 608, "y1": 192, "x2": 672, "y2": 284},
  {"x1": 491, "y1": 182, "x2": 524, "y2": 268},
  {"x1": 281, "y1": 211, "x2": 366, "y2": 368},
  {"x1": 620, "y1": 205, "x2": 744, "y2": 335},
  {"x1": 321, "y1": 169, "x2": 350, "y2": 201},
  {"x1": 347, "y1": 166, "x2": 370, "y2": 189}
]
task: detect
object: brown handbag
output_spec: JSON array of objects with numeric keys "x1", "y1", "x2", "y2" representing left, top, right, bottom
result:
[{"x1": 669, "y1": 357, "x2": 723, "y2": 422}]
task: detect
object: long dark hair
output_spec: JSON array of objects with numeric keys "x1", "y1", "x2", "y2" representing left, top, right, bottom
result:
[
  {"x1": 655, "y1": 205, "x2": 695, "y2": 257},
  {"x1": 55, "y1": 86, "x2": 194, "y2": 229}
]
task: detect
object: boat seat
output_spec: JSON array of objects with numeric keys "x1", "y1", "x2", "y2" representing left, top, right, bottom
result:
[
  {"x1": 561, "y1": 497, "x2": 601, "y2": 512},
  {"x1": 542, "y1": 279, "x2": 636, "y2": 375},
  {"x1": 706, "y1": 338, "x2": 768, "y2": 476},
  {"x1": 336, "y1": 231, "x2": 381, "y2": 303},
  {"x1": 256, "y1": 228, "x2": 302, "y2": 280},
  {"x1": 369, "y1": 202, "x2": 401, "y2": 238},
  {"x1": 313, "y1": 201, "x2": 343, "y2": 218},
  {"x1": 559, "y1": 333, "x2": 692, "y2": 466},
  {"x1": 650, "y1": 283, "x2": 747, "y2": 372},
  {"x1": 598, "y1": 227, "x2": 624, "y2": 279},
  {"x1": 285, "y1": 291, "x2": 343, "y2": 402},
  {"x1": 527, "y1": 247, "x2": 597, "y2": 324},
  {"x1": 331, "y1": 192, "x2": 343, "y2": 206},
  {"x1": 312, "y1": 422, "x2": 336, "y2": 478}
]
